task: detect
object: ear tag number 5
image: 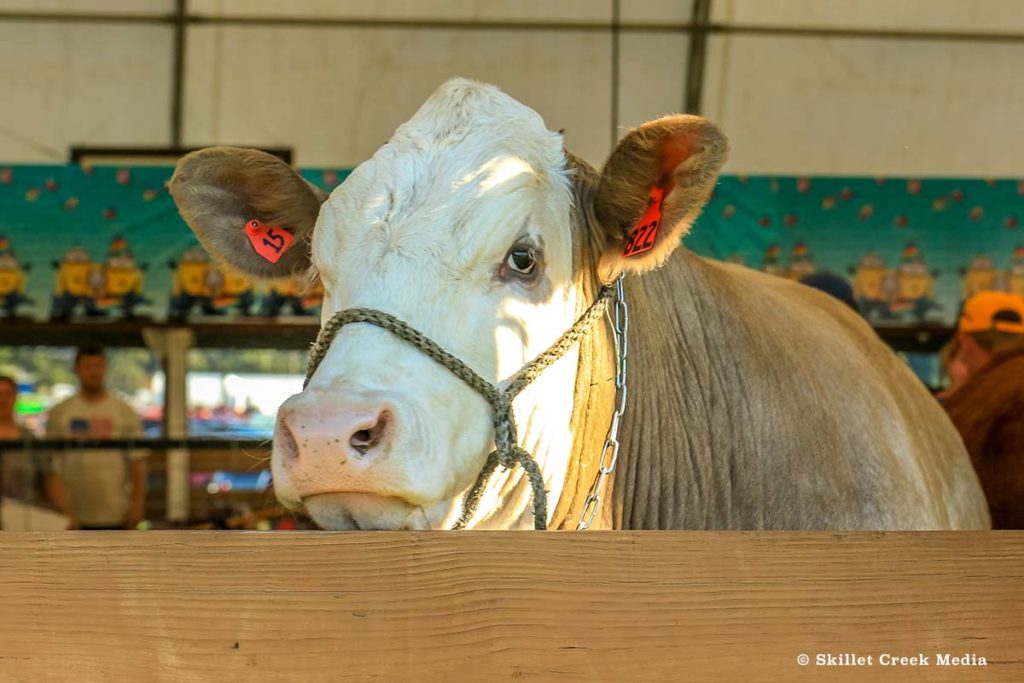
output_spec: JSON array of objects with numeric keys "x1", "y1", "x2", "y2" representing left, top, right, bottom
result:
[
  {"x1": 245, "y1": 219, "x2": 294, "y2": 264},
  {"x1": 623, "y1": 187, "x2": 666, "y2": 257}
]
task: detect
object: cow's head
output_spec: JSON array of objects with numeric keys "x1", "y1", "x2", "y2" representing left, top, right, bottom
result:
[{"x1": 170, "y1": 79, "x2": 726, "y2": 529}]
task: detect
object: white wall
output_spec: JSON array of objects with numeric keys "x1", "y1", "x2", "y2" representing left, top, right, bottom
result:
[
  {"x1": 707, "y1": 0, "x2": 1024, "y2": 175},
  {"x1": 183, "y1": 24, "x2": 617, "y2": 167},
  {"x1": 0, "y1": 19, "x2": 172, "y2": 161},
  {"x1": 711, "y1": 0, "x2": 1024, "y2": 33},
  {"x1": 0, "y1": 0, "x2": 691, "y2": 167},
  {"x1": 0, "y1": 0, "x2": 171, "y2": 14},
  {"x1": 1, "y1": 0, "x2": 1021, "y2": 175},
  {"x1": 188, "y1": 0, "x2": 611, "y2": 22},
  {"x1": 182, "y1": 0, "x2": 690, "y2": 167}
]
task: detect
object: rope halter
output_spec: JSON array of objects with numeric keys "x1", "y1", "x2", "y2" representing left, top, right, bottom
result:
[{"x1": 304, "y1": 284, "x2": 616, "y2": 530}]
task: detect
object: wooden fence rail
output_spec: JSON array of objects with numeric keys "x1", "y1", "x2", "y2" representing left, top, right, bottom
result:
[{"x1": 0, "y1": 531, "x2": 1021, "y2": 682}]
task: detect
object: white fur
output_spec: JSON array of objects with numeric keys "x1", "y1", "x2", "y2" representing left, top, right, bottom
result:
[{"x1": 274, "y1": 79, "x2": 584, "y2": 529}]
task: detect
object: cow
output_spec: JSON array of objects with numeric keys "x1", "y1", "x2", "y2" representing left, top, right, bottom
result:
[{"x1": 169, "y1": 79, "x2": 990, "y2": 531}]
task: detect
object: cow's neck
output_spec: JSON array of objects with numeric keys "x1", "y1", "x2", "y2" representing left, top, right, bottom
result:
[
  {"x1": 545, "y1": 270, "x2": 618, "y2": 529},
  {"x1": 467, "y1": 270, "x2": 616, "y2": 531},
  {"x1": 546, "y1": 158, "x2": 620, "y2": 529},
  {"x1": 609, "y1": 249, "x2": 739, "y2": 530}
]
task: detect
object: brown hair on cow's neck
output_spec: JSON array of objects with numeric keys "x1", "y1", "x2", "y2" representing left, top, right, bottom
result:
[
  {"x1": 565, "y1": 151, "x2": 616, "y2": 282},
  {"x1": 546, "y1": 152, "x2": 618, "y2": 528}
]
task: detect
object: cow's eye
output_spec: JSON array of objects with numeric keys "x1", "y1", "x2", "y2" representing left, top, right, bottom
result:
[{"x1": 506, "y1": 247, "x2": 536, "y2": 275}]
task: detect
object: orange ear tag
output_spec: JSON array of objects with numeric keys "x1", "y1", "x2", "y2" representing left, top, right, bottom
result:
[
  {"x1": 245, "y1": 219, "x2": 294, "y2": 263},
  {"x1": 622, "y1": 187, "x2": 665, "y2": 257}
]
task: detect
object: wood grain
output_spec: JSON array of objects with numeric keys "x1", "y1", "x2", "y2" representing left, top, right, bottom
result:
[{"x1": 0, "y1": 532, "x2": 1021, "y2": 682}]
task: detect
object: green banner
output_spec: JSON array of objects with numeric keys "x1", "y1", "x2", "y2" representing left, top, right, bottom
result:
[
  {"x1": 688, "y1": 176, "x2": 1023, "y2": 325},
  {"x1": 1, "y1": 165, "x2": 1021, "y2": 325}
]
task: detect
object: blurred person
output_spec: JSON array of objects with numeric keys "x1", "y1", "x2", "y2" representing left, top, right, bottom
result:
[
  {"x1": 940, "y1": 291, "x2": 1024, "y2": 398},
  {"x1": 0, "y1": 376, "x2": 28, "y2": 439},
  {"x1": 799, "y1": 272, "x2": 860, "y2": 313},
  {"x1": 45, "y1": 345, "x2": 147, "y2": 530},
  {"x1": 938, "y1": 336, "x2": 969, "y2": 399},
  {"x1": 0, "y1": 375, "x2": 56, "y2": 510},
  {"x1": 941, "y1": 292, "x2": 1024, "y2": 529},
  {"x1": 943, "y1": 336, "x2": 1024, "y2": 529}
]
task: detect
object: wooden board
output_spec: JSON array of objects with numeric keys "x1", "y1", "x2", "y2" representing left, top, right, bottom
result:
[{"x1": 0, "y1": 532, "x2": 1021, "y2": 682}]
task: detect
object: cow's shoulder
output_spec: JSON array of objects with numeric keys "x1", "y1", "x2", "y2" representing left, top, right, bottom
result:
[{"x1": 619, "y1": 249, "x2": 974, "y2": 529}]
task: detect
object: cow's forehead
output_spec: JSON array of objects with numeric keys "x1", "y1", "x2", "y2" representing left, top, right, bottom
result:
[
  {"x1": 396, "y1": 78, "x2": 562, "y2": 163},
  {"x1": 314, "y1": 80, "x2": 569, "y2": 273}
]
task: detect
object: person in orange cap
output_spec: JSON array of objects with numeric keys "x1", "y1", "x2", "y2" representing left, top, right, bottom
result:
[
  {"x1": 942, "y1": 291, "x2": 1024, "y2": 396},
  {"x1": 942, "y1": 291, "x2": 1024, "y2": 528}
]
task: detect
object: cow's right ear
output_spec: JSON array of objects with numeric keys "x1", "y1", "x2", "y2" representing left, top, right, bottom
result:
[{"x1": 169, "y1": 146, "x2": 328, "y2": 280}]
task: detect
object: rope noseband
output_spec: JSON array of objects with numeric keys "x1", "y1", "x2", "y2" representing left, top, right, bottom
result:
[{"x1": 304, "y1": 286, "x2": 615, "y2": 530}]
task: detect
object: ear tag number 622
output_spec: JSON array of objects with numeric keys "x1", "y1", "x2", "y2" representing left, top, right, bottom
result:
[{"x1": 623, "y1": 187, "x2": 666, "y2": 258}]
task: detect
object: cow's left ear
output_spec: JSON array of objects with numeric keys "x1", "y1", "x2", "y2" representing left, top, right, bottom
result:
[{"x1": 593, "y1": 115, "x2": 727, "y2": 281}]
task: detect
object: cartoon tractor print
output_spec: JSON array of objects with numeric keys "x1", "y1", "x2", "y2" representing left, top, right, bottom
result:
[
  {"x1": 786, "y1": 242, "x2": 816, "y2": 282},
  {"x1": 849, "y1": 252, "x2": 893, "y2": 321},
  {"x1": 94, "y1": 236, "x2": 150, "y2": 319},
  {"x1": 168, "y1": 248, "x2": 220, "y2": 321},
  {"x1": 1006, "y1": 245, "x2": 1024, "y2": 299},
  {"x1": 959, "y1": 253, "x2": 1005, "y2": 301},
  {"x1": 888, "y1": 243, "x2": 940, "y2": 323},
  {"x1": 261, "y1": 276, "x2": 323, "y2": 317},
  {"x1": 208, "y1": 267, "x2": 256, "y2": 317},
  {"x1": 0, "y1": 237, "x2": 34, "y2": 319},
  {"x1": 50, "y1": 247, "x2": 103, "y2": 321},
  {"x1": 762, "y1": 244, "x2": 786, "y2": 278}
]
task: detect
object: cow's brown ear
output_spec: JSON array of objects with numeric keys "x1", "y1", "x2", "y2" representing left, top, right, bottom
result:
[
  {"x1": 169, "y1": 146, "x2": 328, "y2": 280},
  {"x1": 594, "y1": 115, "x2": 727, "y2": 281}
]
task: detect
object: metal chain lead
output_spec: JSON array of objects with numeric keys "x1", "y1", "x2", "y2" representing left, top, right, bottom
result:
[{"x1": 577, "y1": 274, "x2": 628, "y2": 530}]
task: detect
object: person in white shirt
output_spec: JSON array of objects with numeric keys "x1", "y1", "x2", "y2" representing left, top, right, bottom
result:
[{"x1": 46, "y1": 344, "x2": 147, "y2": 530}]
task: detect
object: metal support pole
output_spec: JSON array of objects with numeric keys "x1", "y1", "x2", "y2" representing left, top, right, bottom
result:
[
  {"x1": 685, "y1": 0, "x2": 712, "y2": 114},
  {"x1": 610, "y1": 0, "x2": 621, "y2": 146},
  {"x1": 143, "y1": 327, "x2": 194, "y2": 524},
  {"x1": 170, "y1": 0, "x2": 186, "y2": 147}
]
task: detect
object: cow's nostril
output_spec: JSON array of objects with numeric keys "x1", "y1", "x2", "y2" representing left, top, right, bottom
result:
[
  {"x1": 351, "y1": 431, "x2": 372, "y2": 455},
  {"x1": 276, "y1": 419, "x2": 300, "y2": 465},
  {"x1": 350, "y1": 412, "x2": 390, "y2": 455}
]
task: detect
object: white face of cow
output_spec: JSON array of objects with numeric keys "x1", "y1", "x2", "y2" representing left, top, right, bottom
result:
[
  {"x1": 273, "y1": 82, "x2": 582, "y2": 529},
  {"x1": 169, "y1": 79, "x2": 727, "y2": 531}
]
